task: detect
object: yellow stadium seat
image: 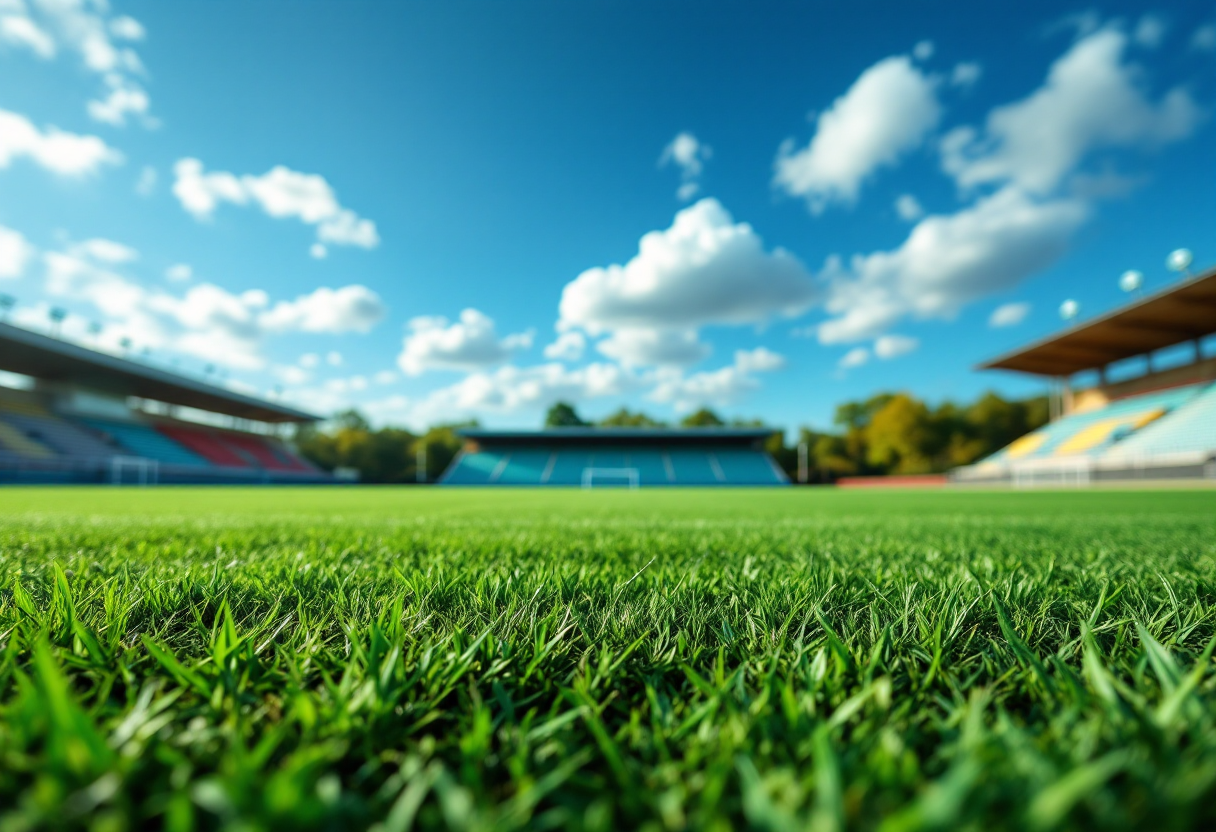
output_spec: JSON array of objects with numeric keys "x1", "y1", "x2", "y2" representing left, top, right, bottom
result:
[
  {"x1": 1055, "y1": 408, "x2": 1165, "y2": 456},
  {"x1": 1005, "y1": 432, "x2": 1047, "y2": 459}
]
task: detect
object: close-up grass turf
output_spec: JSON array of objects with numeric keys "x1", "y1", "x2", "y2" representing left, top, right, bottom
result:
[{"x1": 1, "y1": 486, "x2": 1215, "y2": 831}]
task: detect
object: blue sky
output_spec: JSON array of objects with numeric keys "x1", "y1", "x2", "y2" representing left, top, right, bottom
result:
[{"x1": 0, "y1": 0, "x2": 1213, "y2": 432}]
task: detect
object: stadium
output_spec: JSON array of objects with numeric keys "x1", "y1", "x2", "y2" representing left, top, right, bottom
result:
[
  {"x1": 957, "y1": 264, "x2": 1216, "y2": 485},
  {"x1": 0, "y1": 320, "x2": 329, "y2": 484}
]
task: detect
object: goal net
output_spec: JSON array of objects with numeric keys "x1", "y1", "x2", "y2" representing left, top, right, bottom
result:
[{"x1": 581, "y1": 467, "x2": 640, "y2": 490}]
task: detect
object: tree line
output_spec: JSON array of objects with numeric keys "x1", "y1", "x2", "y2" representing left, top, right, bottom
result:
[{"x1": 293, "y1": 391, "x2": 1047, "y2": 483}]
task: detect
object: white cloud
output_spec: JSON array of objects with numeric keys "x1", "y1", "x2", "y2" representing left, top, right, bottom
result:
[
  {"x1": 326, "y1": 351, "x2": 343, "y2": 367},
  {"x1": 659, "y1": 132, "x2": 711, "y2": 200},
  {"x1": 989, "y1": 301, "x2": 1030, "y2": 328},
  {"x1": 87, "y1": 75, "x2": 150, "y2": 126},
  {"x1": 1193, "y1": 24, "x2": 1216, "y2": 51},
  {"x1": 408, "y1": 361, "x2": 641, "y2": 425},
  {"x1": 874, "y1": 334, "x2": 919, "y2": 359},
  {"x1": 309, "y1": 243, "x2": 327, "y2": 259},
  {"x1": 275, "y1": 365, "x2": 310, "y2": 386},
  {"x1": 1, "y1": 1, "x2": 153, "y2": 124},
  {"x1": 894, "y1": 194, "x2": 924, "y2": 221},
  {"x1": 299, "y1": 352, "x2": 320, "y2": 369},
  {"x1": 950, "y1": 62, "x2": 982, "y2": 88},
  {"x1": 818, "y1": 186, "x2": 1087, "y2": 343},
  {"x1": 1133, "y1": 15, "x2": 1167, "y2": 48},
  {"x1": 0, "y1": 225, "x2": 33, "y2": 279},
  {"x1": 173, "y1": 159, "x2": 380, "y2": 253},
  {"x1": 1, "y1": 13, "x2": 54, "y2": 57},
  {"x1": 839, "y1": 347, "x2": 869, "y2": 369},
  {"x1": 260, "y1": 285, "x2": 386, "y2": 334},
  {"x1": 650, "y1": 347, "x2": 785, "y2": 411},
  {"x1": 165, "y1": 263, "x2": 192, "y2": 282},
  {"x1": 941, "y1": 27, "x2": 1201, "y2": 195},
  {"x1": 398, "y1": 308, "x2": 532, "y2": 375},
  {"x1": 374, "y1": 369, "x2": 396, "y2": 385},
  {"x1": 135, "y1": 164, "x2": 156, "y2": 195},
  {"x1": 70, "y1": 237, "x2": 137, "y2": 264},
  {"x1": 774, "y1": 54, "x2": 941, "y2": 212},
  {"x1": 543, "y1": 331, "x2": 585, "y2": 362},
  {"x1": 0, "y1": 108, "x2": 121, "y2": 175},
  {"x1": 596, "y1": 327, "x2": 710, "y2": 367},
  {"x1": 559, "y1": 198, "x2": 815, "y2": 336},
  {"x1": 913, "y1": 40, "x2": 934, "y2": 60}
]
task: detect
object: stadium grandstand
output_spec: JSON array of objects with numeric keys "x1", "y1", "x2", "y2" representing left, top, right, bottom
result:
[
  {"x1": 440, "y1": 428, "x2": 788, "y2": 487},
  {"x1": 0, "y1": 321, "x2": 330, "y2": 484},
  {"x1": 954, "y1": 265, "x2": 1216, "y2": 485}
]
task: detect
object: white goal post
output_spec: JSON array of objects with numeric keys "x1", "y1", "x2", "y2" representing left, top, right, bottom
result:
[
  {"x1": 581, "y1": 467, "x2": 640, "y2": 490},
  {"x1": 110, "y1": 455, "x2": 160, "y2": 486}
]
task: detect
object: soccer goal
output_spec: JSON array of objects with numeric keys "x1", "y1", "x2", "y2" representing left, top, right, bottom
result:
[
  {"x1": 581, "y1": 467, "x2": 640, "y2": 490},
  {"x1": 110, "y1": 455, "x2": 160, "y2": 486}
]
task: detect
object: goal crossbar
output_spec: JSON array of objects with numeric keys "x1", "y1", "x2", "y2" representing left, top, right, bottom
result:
[{"x1": 581, "y1": 467, "x2": 640, "y2": 490}]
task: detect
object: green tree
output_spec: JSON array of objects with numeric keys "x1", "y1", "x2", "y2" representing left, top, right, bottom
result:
[
  {"x1": 598, "y1": 408, "x2": 666, "y2": 428},
  {"x1": 545, "y1": 401, "x2": 588, "y2": 428},
  {"x1": 865, "y1": 394, "x2": 933, "y2": 474},
  {"x1": 680, "y1": 408, "x2": 725, "y2": 428}
]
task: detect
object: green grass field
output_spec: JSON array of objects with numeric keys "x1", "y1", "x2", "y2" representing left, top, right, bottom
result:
[{"x1": 2, "y1": 487, "x2": 1216, "y2": 831}]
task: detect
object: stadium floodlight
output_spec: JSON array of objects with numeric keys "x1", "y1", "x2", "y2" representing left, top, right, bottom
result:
[
  {"x1": 119, "y1": 337, "x2": 132, "y2": 353},
  {"x1": 1059, "y1": 299, "x2": 1079, "y2": 321},
  {"x1": 1166, "y1": 248, "x2": 1193, "y2": 276},
  {"x1": 48, "y1": 306, "x2": 66, "y2": 336},
  {"x1": 1119, "y1": 270, "x2": 1143, "y2": 293}
]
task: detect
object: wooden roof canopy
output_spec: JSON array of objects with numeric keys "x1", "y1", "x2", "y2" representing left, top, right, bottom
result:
[{"x1": 978, "y1": 266, "x2": 1216, "y2": 377}]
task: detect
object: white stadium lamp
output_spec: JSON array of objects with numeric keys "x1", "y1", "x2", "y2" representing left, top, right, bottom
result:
[
  {"x1": 1166, "y1": 248, "x2": 1193, "y2": 276},
  {"x1": 1119, "y1": 270, "x2": 1143, "y2": 293},
  {"x1": 1059, "y1": 299, "x2": 1079, "y2": 321}
]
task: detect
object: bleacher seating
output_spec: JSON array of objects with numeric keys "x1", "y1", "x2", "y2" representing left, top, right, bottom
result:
[
  {"x1": 1102, "y1": 383, "x2": 1216, "y2": 459},
  {"x1": 157, "y1": 424, "x2": 253, "y2": 467},
  {"x1": 984, "y1": 385, "x2": 1205, "y2": 463},
  {"x1": 220, "y1": 433, "x2": 298, "y2": 471},
  {"x1": 440, "y1": 444, "x2": 785, "y2": 486},
  {"x1": 0, "y1": 400, "x2": 119, "y2": 459},
  {"x1": 0, "y1": 419, "x2": 55, "y2": 458},
  {"x1": 80, "y1": 418, "x2": 209, "y2": 466}
]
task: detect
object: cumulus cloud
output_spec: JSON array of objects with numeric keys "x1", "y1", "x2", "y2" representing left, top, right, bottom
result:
[
  {"x1": 398, "y1": 309, "x2": 532, "y2": 375},
  {"x1": 894, "y1": 194, "x2": 924, "y2": 221},
  {"x1": 135, "y1": 164, "x2": 155, "y2": 195},
  {"x1": 0, "y1": 1, "x2": 153, "y2": 124},
  {"x1": 874, "y1": 334, "x2": 919, "y2": 359},
  {"x1": 596, "y1": 328, "x2": 710, "y2": 367},
  {"x1": 659, "y1": 132, "x2": 711, "y2": 201},
  {"x1": 0, "y1": 108, "x2": 121, "y2": 175},
  {"x1": 774, "y1": 54, "x2": 941, "y2": 212},
  {"x1": 173, "y1": 159, "x2": 380, "y2": 253},
  {"x1": 950, "y1": 62, "x2": 982, "y2": 88},
  {"x1": 817, "y1": 186, "x2": 1087, "y2": 343},
  {"x1": 838, "y1": 347, "x2": 869, "y2": 369},
  {"x1": 559, "y1": 198, "x2": 815, "y2": 337},
  {"x1": 165, "y1": 263, "x2": 192, "y2": 282},
  {"x1": 1132, "y1": 15, "x2": 1167, "y2": 48},
  {"x1": 260, "y1": 285, "x2": 386, "y2": 334},
  {"x1": 941, "y1": 27, "x2": 1201, "y2": 195},
  {"x1": 69, "y1": 237, "x2": 137, "y2": 264},
  {"x1": 989, "y1": 301, "x2": 1030, "y2": 328},
  {"x1": 650, "y1": 347, "x2": 785, "y2": 411},
  {"x1": 913, "y1": 40, "x2": 934, "y2": 60},
  {"x1": 409, "y1": 361, "x2": 641, "y2": 425},
  {"x1": 1194, "y1": 24, "x2": 1216, "y2": 51},
  {"x1": 543, "y1": 331, "x2": 585, "y2": 362},
  {"x1": 0, "y1": 225, "x2": 33, "y2": 279}
]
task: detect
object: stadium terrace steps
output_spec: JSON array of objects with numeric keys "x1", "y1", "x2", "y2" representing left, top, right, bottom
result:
[
  {"x1": 80, "y1": 418, "x2": 210, "y2": 467},
  {"x1": 440, "y1": 445, "x2": 786, "y2": 486},
  {"x1": 0, "y1": 412, "x2": 120, "y2": 459},
  {"x1": 0, "y1": 420, "x2": 56, "y2": 458},
  {"x1": 156, "y1": 425, "x2": 253, "y2": 467},
  {"x1": 1102, "y1": 383, "x2": 1216, "y2": 459},
  {"x1": 983, "y1": 384, "x2": 1207, "y2": 463}
]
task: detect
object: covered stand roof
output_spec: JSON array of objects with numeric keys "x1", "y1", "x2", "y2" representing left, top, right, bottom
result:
[
  {"x1": 0, "y1": 322, "x2": 319, "y2": 423},
  {"x1": 978, "y1": 267, "x2": 1216, "y2": 377},
  {"x1": 460, "y1": 427, "x2": 775, "y2": 447}
]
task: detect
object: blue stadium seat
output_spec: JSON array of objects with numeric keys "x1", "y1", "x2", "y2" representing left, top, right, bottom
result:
[
  {"x1": 494, "y1": 451, "x2": 551, "y2": 484},
  {"x1": 714, "y1": 449, "x2": 785, "y2": 484},
  {"x1": 668, "y1": 449, "x2": 720, "y2": 484},
  {"x1": 441, "y1": 452, "x2": 504, "y2": 484},
  {"x1": 624, "y1": 450, "x2": 671, "y2": 485},
  {"x1": 79, "y1": 418, "x2": 209, "y2": 466},
  {"x1": 1103, "y1": 383, "x2": 1216, "y2": 459},
  {"x1": 546, "y1": 451, "x2": 591, "y2": 485}
]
